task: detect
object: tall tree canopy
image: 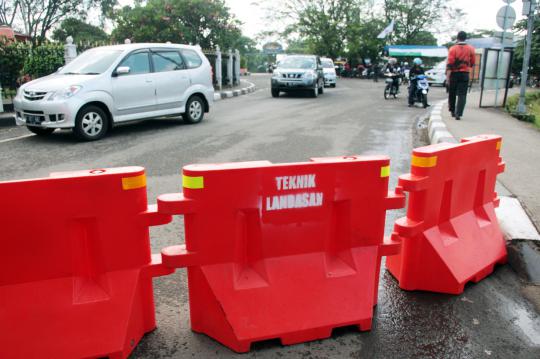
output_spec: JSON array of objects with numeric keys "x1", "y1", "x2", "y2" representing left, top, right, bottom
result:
[
  {"x1": 111, "y1": 0, "x2": 249, "y2": 51},
  {"x1": 52, "y1": 18, "x2": 109, "y2": 43},
  {"x1": 0, "y1": 0, "x2": 115, "y2": 45},
  {"x1": 265, "y1": 0, "x2": 462, "y2": 62}
]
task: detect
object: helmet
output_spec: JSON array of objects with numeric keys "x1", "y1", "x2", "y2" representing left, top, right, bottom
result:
[
  {"x1": 389, "y1": 57, "x2": 397, "y2": 65},
  {"x1": 413, "y1": 58, "x2": 422, "y2": 65}
]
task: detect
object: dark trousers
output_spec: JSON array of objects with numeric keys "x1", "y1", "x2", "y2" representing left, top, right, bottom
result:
[
  {"x1": 448, "y1": 72, "x2": 469, "y2": 117},
  {"x1": 408, "y1": 79, "x2": 417, "y2": 105}
]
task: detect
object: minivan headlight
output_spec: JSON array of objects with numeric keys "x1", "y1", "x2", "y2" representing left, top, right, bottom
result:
[{"x1": 48, "y1": 85, "x2": 82, "y2": 101}]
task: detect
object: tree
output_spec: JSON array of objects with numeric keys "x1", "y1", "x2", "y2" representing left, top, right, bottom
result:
[
  {"x1": 271, "y1": 0, "x2": 361, "y2": 59},
  {"x1": 111, "y1": 0, "x2": 247, "y2": 50},
  {"x1": 52, "y1": 18, "x2": 109, "y2": 43},
  {"x1": 513, "y1": 10, "x2": 540, "y2": 76},
  {"x1": 383, "y1": 0, "x2": 463, "y2": 45},
  {"x1": 0, "y1": 0, "x2": 19, "y2": 27},
  {"x1": 1, "y1": 0, "x2": 115, "y2": 45}
]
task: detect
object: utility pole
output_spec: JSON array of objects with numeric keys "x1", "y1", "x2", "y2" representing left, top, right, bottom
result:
[{"x1": 517, "y1": 0, "x2": 537, "y2": 113}]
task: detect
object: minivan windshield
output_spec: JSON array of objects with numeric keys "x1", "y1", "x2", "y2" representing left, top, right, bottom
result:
[
  {"x1": 321, "y1": 59, "x2": 334, "y2": 68},
  {"x1": 277, "y1": 56, "x2": 316, "y2": 69},
  {"x1": 59, "y1": 48, "x2": 123, "y2": 75}
]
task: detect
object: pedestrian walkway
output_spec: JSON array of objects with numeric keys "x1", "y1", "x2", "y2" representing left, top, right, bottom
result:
[{"x1": 442, "y1": 90, "x2": 540, "y2": 230}]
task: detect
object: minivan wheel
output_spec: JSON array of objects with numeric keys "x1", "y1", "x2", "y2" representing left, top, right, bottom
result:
[
  {"x1": 74, "y1": 105, "x2": 109, "y2": 141},
  {"x1": 183, "y1": 95, "x2": 204, "y2": 124},
  {"x1": 27, "y1": 127, "x2": 55, "y2": 136},
  {"x1": 318, "y1": 80, "x2": 324, "y2": 94}
]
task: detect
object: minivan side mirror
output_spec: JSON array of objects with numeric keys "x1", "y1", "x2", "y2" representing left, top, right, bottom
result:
[{"x1": 114, "y1": 66, "x2": 130, "y2": 76}]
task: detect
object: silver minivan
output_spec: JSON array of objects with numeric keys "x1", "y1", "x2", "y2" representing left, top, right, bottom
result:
[{"x1": 13, "y1": 43, "x2": 214, "y2": 140}]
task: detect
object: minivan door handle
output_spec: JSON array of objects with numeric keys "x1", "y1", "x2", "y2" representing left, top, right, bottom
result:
[{"x1": 145, "y1": 79, "x2": 153, "y2": 83}]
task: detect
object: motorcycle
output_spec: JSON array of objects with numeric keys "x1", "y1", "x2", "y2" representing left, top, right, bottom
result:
[
  {"x1": 410, "y1": 75, "x2": 430, "y2": 108},
  {"x1": 383, "y1": 72, "x2": 400, "y2": 99}
]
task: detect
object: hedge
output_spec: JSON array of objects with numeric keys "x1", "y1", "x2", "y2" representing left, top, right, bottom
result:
[{"x1": 0, "y1": 40, "x2": 64, "y2": 89}]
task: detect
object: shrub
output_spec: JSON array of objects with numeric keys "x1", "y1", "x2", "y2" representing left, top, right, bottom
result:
[
  {"x1": 22, "y1": 44, "x2": 64, "y2": 79},
  {"x1": 0, "y1": 40, "x2": 30, "y2": 89}
]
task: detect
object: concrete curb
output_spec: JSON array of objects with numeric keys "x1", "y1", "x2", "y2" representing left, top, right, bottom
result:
[
  {"x1": 213, "y1": 80, "x2": 256, "y2": 102},
  {"x1": 425, "y1": 99, "x2": 540, "y2": 283}
]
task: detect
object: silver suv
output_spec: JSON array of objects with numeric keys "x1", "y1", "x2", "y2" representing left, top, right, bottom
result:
[
  {"x1": 14, "y1": 43, "x2": 214, "y2": 140},
  {"x1": 271, "y1": 55, "x2": 324, "y2": 98}
]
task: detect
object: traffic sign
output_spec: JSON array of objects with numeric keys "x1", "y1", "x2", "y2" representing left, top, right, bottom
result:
[{"x1": 496, "y1": 5, "x2": 517, "y2": 30}]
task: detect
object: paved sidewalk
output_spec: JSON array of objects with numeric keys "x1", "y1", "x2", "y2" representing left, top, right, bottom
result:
[{"x1": 441, "y1": 91, "x2": 540, "y2": 231}]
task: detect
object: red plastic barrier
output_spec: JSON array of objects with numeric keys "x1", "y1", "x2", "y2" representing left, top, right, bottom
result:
[
  {"x1": 0, "y1": 167, "x2": 173, "y2": 359},
  {"x1": 386, "y1": 135, "x2": 507, "y2": 294},
  {"x1": 157, "y1": 156, "x2": 404, "y2": 352}
]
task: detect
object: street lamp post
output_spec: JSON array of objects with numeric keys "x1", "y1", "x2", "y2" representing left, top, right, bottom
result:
[{"x1": 517, "y1": 0, "x2": 537, "y2": 113}]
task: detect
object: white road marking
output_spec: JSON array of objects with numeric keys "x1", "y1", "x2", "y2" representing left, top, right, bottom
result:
[{"x1": 0, "y1": 133, "x2": 35, "y2": 144}]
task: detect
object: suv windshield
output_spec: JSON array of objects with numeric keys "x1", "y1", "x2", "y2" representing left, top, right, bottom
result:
[
  {"x1": 321, "y1": 60, "x2": 334, "y2": 68},
  {"x1": 278, "y1": 56, "x2": 316, "y2": 69},
  {"x1": 59, "y1": 48, "x2": 123, "y2": 75}
]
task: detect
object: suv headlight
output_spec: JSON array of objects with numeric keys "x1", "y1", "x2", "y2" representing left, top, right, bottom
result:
[
  {"x1": 48, "y1": 85, "x2": 82, "y2": 101},
  {"x1": 304, "y1": 71, "x2": 316, "y2": 79}
]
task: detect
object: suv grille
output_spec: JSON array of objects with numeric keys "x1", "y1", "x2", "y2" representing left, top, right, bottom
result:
[
  {"x1": 24, "y1": 90, "x2": 47, "y2": 101},
  {"x1": 282, "y1": 73, "x2": 303, "y2": 79}
]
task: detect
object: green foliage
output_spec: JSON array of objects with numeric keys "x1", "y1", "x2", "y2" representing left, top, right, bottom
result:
[
  {"x1": 383, "y1": 0, "x2": 461, "y2": 45},
  {"x1": 512, "y1": 11, "x2": 540, "y2": 76},
  {"x1": 0, "y1": 40, "x2": 30, "y2": 88},
  {"x1": 111, "y1": 0, "x2": 252, "y2": 52},
  {"x1": 506, "y1": 91, "x2": 540, "y2": 127},
  {"x1": 274, "y1": 0, "x2": 457, "y2": 63},
  {"x1": 52, "y1": 18, "x2": 109, "y2": 43},
  {"x1": 22, "y1": 44, "x2": 65, "y2": 79}
]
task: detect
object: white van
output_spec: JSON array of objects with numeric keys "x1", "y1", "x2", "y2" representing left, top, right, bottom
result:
[
  {"x1": 425, "y1": 60, "x2": 447, "y2": 86},
  {"x1": 14, "y1": 43, "x2": 214, "y2": 140}
]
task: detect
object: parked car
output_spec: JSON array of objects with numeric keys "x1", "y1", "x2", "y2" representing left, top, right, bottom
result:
[
  {"x1": 321, "y1": 57, "x2": 337, "y2": 87},
  {"x1": 271, "y1": 55, "x2": 324, "y2": 98},
  {"x1": 13, "y1": 43, "x2": 214, "y2": 140},
  {"x1": 425, "y1": 60, "x2": 447, "y2": 86}
]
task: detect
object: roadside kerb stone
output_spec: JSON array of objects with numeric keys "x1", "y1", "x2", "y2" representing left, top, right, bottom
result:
[{"x1": 214, "y1": 80, "x2": 256, "y2": 102}]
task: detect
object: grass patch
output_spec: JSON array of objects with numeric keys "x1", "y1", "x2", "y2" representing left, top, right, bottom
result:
[{"x1": 506, "y1": 91, "x2": 540, "y2": 128}]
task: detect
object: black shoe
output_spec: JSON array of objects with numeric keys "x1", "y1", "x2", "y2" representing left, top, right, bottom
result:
[
  {"x1": 455, "y1": 116, "x2": 461, "y2": 120},
  {"x1": 408, "y1": 104, "x2": 414, "y2": 107},
  {"x1": 451, "y1": 112, "x2": 455, "y2": 117}
]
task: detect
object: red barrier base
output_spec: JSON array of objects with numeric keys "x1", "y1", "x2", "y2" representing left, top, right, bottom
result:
[
  {"x1": 182, "y1": 249, "x2": 383, "y2": 352},
  {"x1": 387, "y1": 202, "x2": 507, "y2": 294},
  {"x1": 0, "y1": 267, "x2": 160, "y2": 359}
]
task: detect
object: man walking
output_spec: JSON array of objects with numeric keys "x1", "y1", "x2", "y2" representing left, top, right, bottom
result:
[{"x1": 446, "y1": 31, "x2": 475, "y2": 120}]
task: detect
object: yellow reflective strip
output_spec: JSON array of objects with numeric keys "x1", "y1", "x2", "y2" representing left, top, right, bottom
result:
[
  {"x1": 496, "y1": 141, "x2": 502, "y2": 150},
  {"x1": 122, "y1": 174, "x2": 146, "y2": 190},
  {"x1": 183, "y1": 175, "x2": 204, "y2": 189},
  {"x1": 380, "y1": 165, "x2": 390, "y2": 178},
  {"x1": 411, "y1": 155, "x2": 437, "y2": 168}
]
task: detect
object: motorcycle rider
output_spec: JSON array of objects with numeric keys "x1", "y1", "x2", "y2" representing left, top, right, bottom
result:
[
  {"x1": 383, "y1": 58, "x2": 401, "y2": 92},
  {"x1": 408, "y1": 58, "x2": 426, "y2": 107}
]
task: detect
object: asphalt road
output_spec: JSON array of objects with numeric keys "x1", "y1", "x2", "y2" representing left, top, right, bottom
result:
[{"x1": 1, "y1": 74, "x2": 539, "y2": 358}]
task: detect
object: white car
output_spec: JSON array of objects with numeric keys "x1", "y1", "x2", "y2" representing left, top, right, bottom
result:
[
  {"x1": 14, "y1": 43, "x2": 214, "y2": 140},
  {"x1": 321, "y1": 58, "x2": 337, "y2": 87},
  {"x1": 425, "y1": 60, "x2": 447, "y2": 86}
]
